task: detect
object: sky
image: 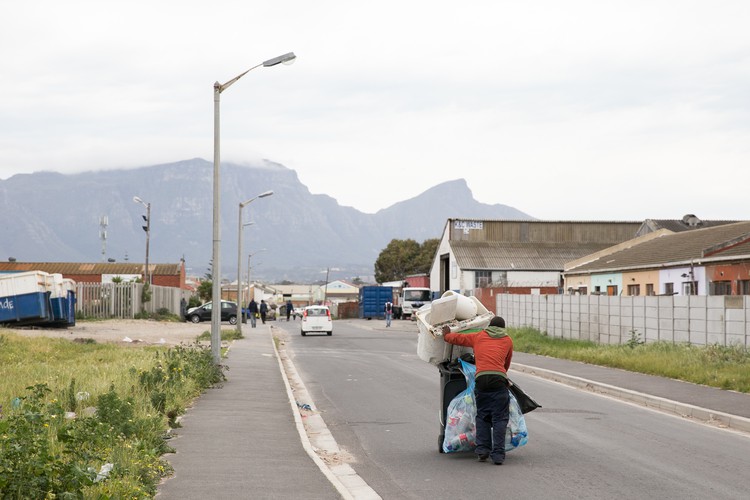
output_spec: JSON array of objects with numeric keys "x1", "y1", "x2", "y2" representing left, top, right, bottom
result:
[{"x1": 2, "y1": 1, "x2": 749, "y2": 221}]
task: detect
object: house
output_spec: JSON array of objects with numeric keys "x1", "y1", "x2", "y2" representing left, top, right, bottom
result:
[
  {"x1": 0, "y1": 261, "x2": 187, "y2": 289},
  {"x1": 312, "y1": 280, "x2": 360, "y2": 305},
  {"x1": 429, "y1": 218, "x2": 642, "y2": 313},
  {"x1": 271, "y1": 284, "x2": 316, "y2": 308},
  {"x1": 564, "y1": 220, "x2": 750, "y2": 296}
]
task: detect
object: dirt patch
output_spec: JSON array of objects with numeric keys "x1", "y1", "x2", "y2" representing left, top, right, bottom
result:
[{"x1": 1, "y1": 319, "x2": 215, "y2": 346}]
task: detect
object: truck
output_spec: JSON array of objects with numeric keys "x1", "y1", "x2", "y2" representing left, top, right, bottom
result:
[
  {"x1": 359, "y1": 285, "x2": 394, "y2": 319},
  {"x1": 398, "y1": 286, "x2": 432, "y2": 320}
]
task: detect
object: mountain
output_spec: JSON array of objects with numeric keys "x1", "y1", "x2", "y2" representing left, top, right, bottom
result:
[{"x1": 0, "y1": 158, "x2": 533, "y2": 282}]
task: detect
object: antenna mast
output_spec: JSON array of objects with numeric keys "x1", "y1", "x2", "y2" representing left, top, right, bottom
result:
[{"x1": 99, "y1": 215, "x2": 109, "y2": 261}]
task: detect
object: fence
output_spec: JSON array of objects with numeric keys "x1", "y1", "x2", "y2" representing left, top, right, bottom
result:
[
  {"x1": 76, "y1": 283, "x2": 184, "y2": 319},
  {"x1": 497, "y1": 294, "x2": 750, "y2": 347}
]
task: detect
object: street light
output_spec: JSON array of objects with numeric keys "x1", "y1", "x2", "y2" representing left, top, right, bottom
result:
[
  {"x1": 236, "y1": 191, "x2": 273, "y2": 334},
  {"x1": 236, "y1": 221, "x2": 254, "y2": 324},
  {"x1": 211, "y1": 52, "x2": 295, "y2": 364},
  {"x1": 133, "y1": 196, "x2": 151, "y2": 284},
  {"x1": 246, "y1": 249, "x2": 267, "y2": 315}
]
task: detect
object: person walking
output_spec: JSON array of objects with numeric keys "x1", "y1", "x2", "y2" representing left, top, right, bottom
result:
[
  {"x1": 442, "y1": 316, "x2": 513, "y2": 465},
  {"x1": 247, "y1": 298, "x2": 258, "y2": 328},
  {"x1": 180, "y1": 297, "x2": 187, "y2": 321},
  {"x1": 286, "y1": 299, "x2": 294, "y2": 321},
  {"x1": 384, "y1": 301, "x2": 393, "y2": 327},
  {"x1": 260, "y1": 300, "x2": 268, "y2": 324}
]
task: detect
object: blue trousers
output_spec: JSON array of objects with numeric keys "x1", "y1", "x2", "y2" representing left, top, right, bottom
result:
[{"x1": 475, "y1": 386, "x2": 510, "y2": 463}]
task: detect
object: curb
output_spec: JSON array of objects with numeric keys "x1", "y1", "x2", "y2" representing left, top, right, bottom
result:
[
  {"x1": 513, "y1": 363, "x2": 750, "y2": 434},
  {"x1": 272, "y1": 330, "x2": 382, "y2": 500}
]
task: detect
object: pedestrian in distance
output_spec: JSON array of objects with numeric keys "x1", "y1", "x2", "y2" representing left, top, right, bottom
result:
[
  {"x1": 180, "y1": 297, "x2": 187, "y2": 321},
  {"x1": 248, "y1": 299, "x2": 258, "y2": 328},
  {"x1": 442, "y1": 316, "x2": 513, "y2": 465},
  {"x1": 260, "y1": 300, "x2": 268, "y2": 324},
  {"x1": 384, "y1": 301, "x2": 393, "y2": 327},
  {"x1": 286, "y1": 299, "x2": 293, "y2": 321}
]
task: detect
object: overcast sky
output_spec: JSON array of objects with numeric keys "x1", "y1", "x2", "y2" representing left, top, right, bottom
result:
[{"x1": 2, "y1": 1, "x2": 749, "y2": 221}]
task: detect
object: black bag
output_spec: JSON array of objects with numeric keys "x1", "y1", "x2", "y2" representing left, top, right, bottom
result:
[{"x1": 508, "y1": 379, "x2": 542, "y2": 414}]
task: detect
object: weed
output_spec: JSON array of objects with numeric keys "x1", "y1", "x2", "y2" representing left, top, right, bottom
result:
[
  {"x1": 196, "y1": 329, "x2": 244, "y2": 342},
  {"x1": 0, "y1": 339, "x2": 225, "y2": 497},
  {"x1": 626, "y1": 329, "x2": 644, "y2": 349},
  {"x1": 509, "y1": 327, "x2": 750, "y2": 393}
]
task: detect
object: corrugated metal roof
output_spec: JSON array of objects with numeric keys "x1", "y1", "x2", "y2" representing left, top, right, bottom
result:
[
  {"x1": 0, "y1": 262, "x2": 181, "y2": 275},
  {"x1": 451, "y1": 241, "x2": 613, "y2": 271},
  {"x1": 639, "y1": 218, "x2": 739, "y2": 234},
  {"x1": 566, "y1": 221, "x2": 750, "y2": 274}
]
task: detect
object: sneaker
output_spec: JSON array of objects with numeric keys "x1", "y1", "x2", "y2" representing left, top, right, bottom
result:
[
  {"x1": 493, "y1": 460, "x2": 504, "y2": 465},
  {"x1": 477, "y1": 454, "x2": 489, "y2": 462}
]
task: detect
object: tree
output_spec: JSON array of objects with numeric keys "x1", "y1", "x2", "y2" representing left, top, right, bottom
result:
[
  {"x1": 374, "y1": 238, "x2": 436, "y2": 283},
  {"x1": 197, "y1": 280, "x2": 212, "y2": 302},
  {"x1": 416, "y1": 238, "x2": 439, "y2": 273}
]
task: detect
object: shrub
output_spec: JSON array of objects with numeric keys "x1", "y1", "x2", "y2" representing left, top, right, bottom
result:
[{"x1": 0, "y1": 342, "x2": 225, "y2": 497}]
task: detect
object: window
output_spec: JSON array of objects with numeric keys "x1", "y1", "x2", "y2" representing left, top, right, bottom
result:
[
  {"x1": 495, "y1": 271, "x2": 508, "y2": 287},
  {"x1": 710, "y1": 281, "x2": 732, "y2": 296},
  {"x1": 627, "y1": 284, "x2": 640, "y2": 296},
  {"x1": 475, "y1": 270, "x2": 491, "y2": 288},
  {"x1": 646, "y1": 284, "x2": 654, "y2": 296},
  {"x1": 664, "y1": 282, "x2": 674, "y2": 295},
  {"x1": 739, "y1": 280, "x2": 750, "y2": 295}
]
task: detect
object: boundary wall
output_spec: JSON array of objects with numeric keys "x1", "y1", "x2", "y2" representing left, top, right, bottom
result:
[
  {"x1": 76, "y1": 283, "x2": 183, "y2": 319},
  {"x1": 496, "y1": 294, "x2": 750, "y2": 347}
]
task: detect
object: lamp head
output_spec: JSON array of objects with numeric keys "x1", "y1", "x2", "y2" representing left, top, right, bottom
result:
[
  {"x1": 259, "y1": 190, "x2": 274, "y2": 198},
  {"x1": 263, "y1": 52, "x2": 296, "y2": 67}
]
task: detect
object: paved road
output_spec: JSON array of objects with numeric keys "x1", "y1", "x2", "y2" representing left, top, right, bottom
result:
[{"x1": 278, "y1": 318, "x2": 750, "y2": 499}]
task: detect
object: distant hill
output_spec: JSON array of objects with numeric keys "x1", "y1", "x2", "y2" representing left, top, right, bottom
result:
[{"x1": 0, "y1": 158, "x2": 533, "y2": 282}]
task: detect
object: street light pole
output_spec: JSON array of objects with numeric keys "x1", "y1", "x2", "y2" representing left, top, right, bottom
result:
[
  {"x1": 246, "y1": 249, "x2": 266, "y2": 310},
  {"x1": 237, "y1": 221, "x2": 254, "y2": 325},
  {"x1": 236, "y1": 191, "x2": 273, "y2": 335},
  {"x1": 211, "y1": 52, "x2": 296, "y2": 364},
  {"x1": 133, "y1": 196, "x2": 151, "y2": 284}
]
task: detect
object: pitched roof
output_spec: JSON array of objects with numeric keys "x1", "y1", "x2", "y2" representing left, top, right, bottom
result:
[
  {"x1": 636, "y1": 214, "x2": 740, "y2": 235},
  {"x1": 0, "y1": 262, "x2": 181, "y2": 275},
  {"x1": 451, "y1": 241, "x2": 615, "y2": 271},
  {"x1": 566, "y1": 221, "x2": 750, "y2": 274}
]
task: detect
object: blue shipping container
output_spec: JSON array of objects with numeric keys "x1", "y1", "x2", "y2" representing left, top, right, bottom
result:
[
  {"x1": 359, "y1": 286, "x2": 393, "y2": 319},
  {"x1": 0, "y1": 291, "x2": 52, "y2": 325}
]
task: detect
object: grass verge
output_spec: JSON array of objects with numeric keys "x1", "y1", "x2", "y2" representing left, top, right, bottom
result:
[
  {"x1": 0, "y1": 333, "x2": 226, "y2": 498},
  {"x1": 511, "y1": 327, "x2": 750, "y2": 393}
]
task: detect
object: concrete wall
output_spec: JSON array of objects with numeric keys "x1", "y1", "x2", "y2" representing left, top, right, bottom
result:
[{"x1": 496, "y1": 293, "x2": 750, "y2": 347}]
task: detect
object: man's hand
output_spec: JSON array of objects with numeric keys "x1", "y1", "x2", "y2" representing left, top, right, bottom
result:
[{"x1": 441, "y1": 325, "x2": 451, "y2": 335}]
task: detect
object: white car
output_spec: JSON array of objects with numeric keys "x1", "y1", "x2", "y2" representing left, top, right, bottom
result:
[{"x1": 300, "y1": 305, "x2": 333, "y2": 336}]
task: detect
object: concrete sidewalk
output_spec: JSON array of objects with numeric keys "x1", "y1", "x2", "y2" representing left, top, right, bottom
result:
[{"x1": 156, "y1": 325, "x2": 341, "y2": 499}]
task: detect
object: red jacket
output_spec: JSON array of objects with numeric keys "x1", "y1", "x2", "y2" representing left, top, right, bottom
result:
[{"x1": 444, "y1": 327, "x2": 513, "y2": 378}]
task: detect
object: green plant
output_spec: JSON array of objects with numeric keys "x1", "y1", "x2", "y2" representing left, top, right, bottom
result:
[
  {"x1": 0, "y1": 338, "x2": 226, "y2": 497},
  {"x1": 196, "y1": 329, "x2": 244, "y2": 342},
  {"x1": 626, "y1": 329, "x2": 644, "y2": 349},
  {"x1": 141, "y1": 282, "x2": 152, "y2": 304}
]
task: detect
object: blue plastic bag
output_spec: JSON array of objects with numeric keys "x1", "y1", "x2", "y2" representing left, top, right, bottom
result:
[
  {"x1": 505, "y1": 392, "x2": 529, "y2": 451},
  {"x1": 442, "y1": 358, "x2": 477, "y2": 453},
  {"x1": 443, "y1": 359, "x2": 529, "y2": 453}
]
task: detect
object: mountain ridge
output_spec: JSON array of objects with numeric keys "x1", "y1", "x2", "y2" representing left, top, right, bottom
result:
[{"x1": 0, "y1": 158, "x2": 533, "y2": 282}]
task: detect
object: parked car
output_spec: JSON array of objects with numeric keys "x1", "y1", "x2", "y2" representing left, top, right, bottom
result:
[
  {"x1": 300, "y1": 305, "x2": 333, "y2": 336},
  {"x1": 292, "y1": 307, "x2": 304, "y2": 319},
  {"x1": 185, "y1": 300, "x2": 238, "y2": 325}
]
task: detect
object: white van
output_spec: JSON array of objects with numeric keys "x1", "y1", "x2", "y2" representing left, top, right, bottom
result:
[{"x1": 301, "y1": 305, "x2": 333, "y2": 336}]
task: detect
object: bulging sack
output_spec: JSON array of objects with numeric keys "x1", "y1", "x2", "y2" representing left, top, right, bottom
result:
[{"x1": 442, "y1": 359, "x2": 477, "y2": 453}]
